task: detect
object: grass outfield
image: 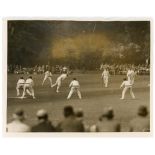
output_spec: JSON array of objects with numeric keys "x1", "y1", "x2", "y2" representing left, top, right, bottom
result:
[{"x1": 7, "y1": 73, "x2": 150, "y2": 131}]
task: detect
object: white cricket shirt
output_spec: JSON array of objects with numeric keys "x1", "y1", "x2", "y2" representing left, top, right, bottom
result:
[
  {"x1": 58, "y1": 74, "x2": 67, "y2": 81},
  {"x1": 102, "y1": 70, "x2": 109, "y2": 77},
  {"x1": 121, "y1": 81, "x2": 132, "y2": 88},
  {"x1": 25, "y1": 78, "x2": 34, "y2": 86},
  {"x1": 69, "y1": 80, "x2": 80, "y2": 87},
  {"x1": 45, "y1": 71, "x2": 52, "y2": 77},
  {"x1": 17, "y1": 79, "x2": 25, "y2": 84}
]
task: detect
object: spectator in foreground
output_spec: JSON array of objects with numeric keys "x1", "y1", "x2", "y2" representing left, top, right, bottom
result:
[
  {"x1": 57, "y1": 106, "x2": 84, "y2": 132},
  {"x1": 31, "y1": 109, "x2": 55, "y2": 132},
  {"x1": 75, "y1": 108, "x2": 84, "y2": 122},
  {"x1": 75, "y1": 108, "x2": 90, "y2": 132},
  {"x1": 129, "y1": 105, "x2": 150, "y2": 132},
  {"x1": 6, "y1": 108, "x2": 30, "y2": 132},
  {"x1": 90, "y1": 107, "x2": 121, "y2": 132}
]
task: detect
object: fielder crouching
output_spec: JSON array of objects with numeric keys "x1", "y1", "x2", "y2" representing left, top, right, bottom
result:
[
  {"x1": 16, "y1": 77, "x2": 25, "y2": 96},
  {"x1": 67, "y1": 78, "x2": 82, "y2": 100},
  {"x1": 21, "y1": 76, "x2": 36, "y2": 99}
]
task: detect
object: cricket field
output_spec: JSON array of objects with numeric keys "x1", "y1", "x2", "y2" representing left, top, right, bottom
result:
[{"x1": 7, "y1": 72, "x2": 150, "y2": 132}]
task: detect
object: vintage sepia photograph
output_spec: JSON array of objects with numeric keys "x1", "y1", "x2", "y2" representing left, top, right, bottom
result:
[{"x1": 5, "y1": 19, "x2": 150, "y2": 134}]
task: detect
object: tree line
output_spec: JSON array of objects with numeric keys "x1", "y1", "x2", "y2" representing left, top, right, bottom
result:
[{"x1": 7, "y1": 21, "x2": 150, "y2": 69}]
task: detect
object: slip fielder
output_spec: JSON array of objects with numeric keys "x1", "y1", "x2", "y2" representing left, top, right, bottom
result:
[
  {"x1": 67, "y1": 78, "x2": 82, "y2": 99},
  {"x1": 21, "y1": 76, "x2": 36, "y2": 99}
]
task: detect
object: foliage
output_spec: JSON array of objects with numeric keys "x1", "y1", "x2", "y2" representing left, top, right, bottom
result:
[{"x1": 7, "y1": 21, "x2": 150, "y2": 68}]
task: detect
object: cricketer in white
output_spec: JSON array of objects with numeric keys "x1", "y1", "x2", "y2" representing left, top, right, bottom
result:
[
  {"x1": 21, "y1": 76, "x2": 36, "y2": 99},
  {"x1": 52, "y1": 73, "x2": 68, "y2": 93},
  {"x1": 120, "y1": 78, "x2": 135, "y2": 100},
  {"x1": 67, "y1": 78, "x2": 82, "y2": 99},
  {"x1": 101, "y1": 68, "x2": 110, "y2": 88},
  {"x1": 16, "y1": 77, "x2": 25, "y2": 96},
  {"x1": 42, "y1": 70, "x2": 53, "y2": 87}
]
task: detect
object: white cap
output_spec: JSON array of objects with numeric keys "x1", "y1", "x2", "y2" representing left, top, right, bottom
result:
[{"x1": 36, "y1": 109, "x2": 47, "y2": 117}]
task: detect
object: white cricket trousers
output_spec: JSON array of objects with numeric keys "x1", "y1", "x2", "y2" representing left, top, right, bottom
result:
[
  {"x1": 22, "y1": 84, "x2": 35, "y2": 98},
  {"x1": 42, "y1": 76, "x2": 52, "y2": 86},
  {"x1": 104, "y1": 76, "x2": 108, "y2": 87},
  {"x1": 121, "y1": 86, "x2": 135, "y2": 99},
  {"x1": 16, "y1": 84, "x2": 24, "y2": 96},
  {"x1": 127, "y1": 76, "x2": 135, "y2": 85},
  {"x1": 52, "y1": 79, "x2": 62, "y2": 92},
  {"x1": 67, "y1": 87, "x2": 82, "y2": 99}
]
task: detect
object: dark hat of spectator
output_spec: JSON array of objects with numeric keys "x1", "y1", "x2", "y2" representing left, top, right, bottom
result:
[
  {"x1": 13, "y1": 108, "x2": 25, "y2": 120},
  {"x1": 75, "y1": 108, "x2": 83, "y2": 118},
  {"x1": 29, "y1": 76, "x2": 32, "y2": 79},
  {"x1": 102, "y1": 107, "x2": 114, "y2": 120},
  {"x1": 73, "y1": 78, "x2": 77, "y2": 80},
  {"x1": 64, "y1": 106, "x2": 74, "y2": 117},
  {"x1": 138, "y1": 105, "x2": 148, "y2": 117}
]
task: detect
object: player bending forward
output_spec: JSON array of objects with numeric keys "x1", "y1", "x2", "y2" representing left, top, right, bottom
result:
[
  {"x1": 21, "y1": 76, "x2": 36, "y2": 99},
  {"x1": 101, "y1": 68, "x2": 110, "y2": 87},
  {"x1": 51, "y1": 73, "x2": 68, "y2": 93},
  {"x1": 42, "y1": 70, "x2": 53, "y2": 87},
  {"x1": 16, "y1": 77, "x2": 25, "y2": 96},
  {"x1": 120, "y1": 78, "x2": 135, "y2": 100},
  {"x1": 67, "y1": 78, "x2": 82, "y2": 99}
]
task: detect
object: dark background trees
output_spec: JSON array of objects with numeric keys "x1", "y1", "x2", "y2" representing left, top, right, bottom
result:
[{"x1": 7, "y1": 20, "x2": 150, "y2": 69}]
